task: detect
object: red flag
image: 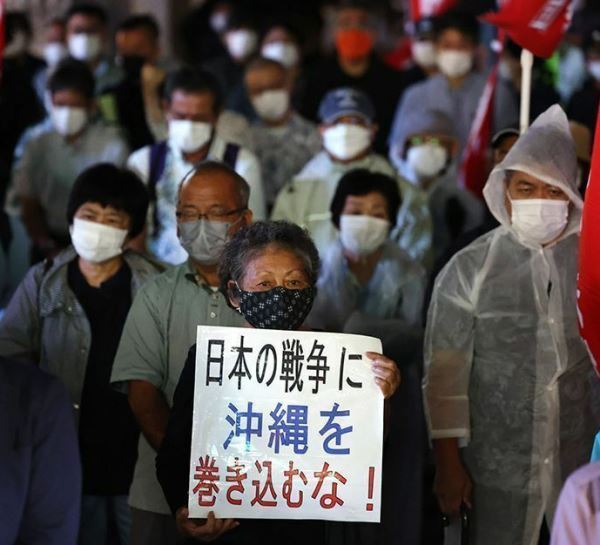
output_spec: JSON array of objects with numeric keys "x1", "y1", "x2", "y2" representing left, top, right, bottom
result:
[
  {"x1": 409, "y1": 0, "x2": 458, "y2": 22},
  {"x1": 578, "y1": 108, "x2": 600, "y2": 374},
  {"x1": 481, "y1": 0, "x2": 572, "y2": 58},
  {"x1": 459, "y1": 62, "x2": 498, "y2": 198}
]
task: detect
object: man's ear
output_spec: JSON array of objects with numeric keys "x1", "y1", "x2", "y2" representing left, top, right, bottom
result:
[{"x1": 242, "y1": 209, "x2": 253, "y2": 226}]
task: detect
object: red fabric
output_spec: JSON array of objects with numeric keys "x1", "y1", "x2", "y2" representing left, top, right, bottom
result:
[
  {"x1": 409, "y1": 0, "x2": 458, "y2": 22},
  {"x1": 481, "y1": 0, "x2": 571, "y2": 58},
  {"x1": 334, "y1": 29, "x2": 374, "y2": 61},
  {"x1": 578, "y1": 110, "x2": 600, "y2": 374},
  {"x1": 382, "y1": 38, "x2": 413, "y2": 71},
  {"x1": 459, "y1": 62, "x2": 498, "y2": 198}
]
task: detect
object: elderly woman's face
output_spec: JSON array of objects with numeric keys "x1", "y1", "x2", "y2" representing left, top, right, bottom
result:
[{"x1": 239, "y1": 244, "x2": 311, "y2": 292}]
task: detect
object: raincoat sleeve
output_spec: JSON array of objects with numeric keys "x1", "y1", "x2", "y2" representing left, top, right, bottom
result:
[
  {"x1": 423, "y1": 253, "x2": 477, "y2": 441},
  {"x1": 0, "y1": 264, "x2": 44, "y2": 362},
  {"x1": 236, "y1": 148, "x2": 266, "y2": 220},
  {"x1": 271, "y1": 180, "x2": 302, "y2": 224}
]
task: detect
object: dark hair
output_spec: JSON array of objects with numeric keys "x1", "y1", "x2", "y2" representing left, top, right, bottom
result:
[
  {"x1": 67, "y1": 163, "x2": 149, "y2": 238},
  {"x1": 117, "y1": 14, "x2": 160, "y2": 41},
  {"x1": 225, "y1": 5, "x2": 257, "y2": 31},
  {"x1": 262, "y1": 19, "x2": 303, "y2": 46},
  {"x1": 245, "y1": 56, "x2": 286, "y2": 76},
  {"x1": 65, "y1": 3, "x2": 108, "y2": 25},
  {"x1": 330, "y1": 169, "x2": 401, "y2": 228},
  {"x1": 48, "y1": 59, "x2": 95, "y2": 99},
  {"x1": 433, "y1": 11, "x2": 479, "y2": 44},
  {"x1": 6, "y1": 11, "x2": 32, "y2": 40},
  {"x1": 179, "y1": 160, "x2": 250, "y2": 209},
  {"x1": 218, "y1": 220, "x2": 320, "y2": 303},
  {"x1": 163, "y1": 67, "x2": 223, "y2": 113}
]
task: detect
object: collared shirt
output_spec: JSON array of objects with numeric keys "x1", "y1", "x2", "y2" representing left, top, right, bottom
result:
[
  {"x1": 10, "y1": 120, "x2": 129, "y2": 236},
  {"x1": 271, "y1": 150, "x2": 433, "y2": 265},
  {"x1": 110, "y1": 261, "x2": 245, "y2": 513},
  {"x1": 127, "y1": 135, "x2": 266, "y2": 265},
  {"x1": 248, "y1": 112, "x2": 321, "y2": 206},
  {"x1": 389, "y1": 72, "x2": 518, "y2": 157}
]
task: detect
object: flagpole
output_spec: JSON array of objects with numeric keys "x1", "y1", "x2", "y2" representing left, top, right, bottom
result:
[{"x1": 519, "y1": 49, "x2": 534, "y2": 133}]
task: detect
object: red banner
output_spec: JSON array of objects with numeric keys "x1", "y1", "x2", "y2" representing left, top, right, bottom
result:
[
  {"x1": 578, "y1": 109, "x2": 600, "y2": 374},
  {"x1": 409, "y1": 0, "x2": 458, "y2": 22},
  {"x1": 459, "y1": 62, "x2": 498, "y2": 198},
  {"x1": 482, "y1": 0, "x2": 572, "y2": 58}
]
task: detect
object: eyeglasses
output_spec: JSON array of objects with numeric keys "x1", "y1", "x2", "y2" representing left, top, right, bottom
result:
[{"x1": 175, "y1": 207, "x2": 247, "y2": 223}]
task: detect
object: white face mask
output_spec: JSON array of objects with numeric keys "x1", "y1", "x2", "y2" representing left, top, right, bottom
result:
[
  {"x1": 168, "y1": 120, "x2": 213, "y2": 154},
  {"x1": 323, "y1": 124, "x2": 372, "y2": 161},
  {"x1": 68, "y1": 33, "x2": 102, "y2": 61},
  {"x1": 210, "y1": 11, "x2": 229, "y2": 33},
  {"x1": 251, "y1": 89, "x2": 290, "y2": 121},
  {"x1": 411, "y1": 40, "x2": 436, "y2": 68},
  {"x1": 261, "y1": 41, "x2": 300, "y2": 68},
  {"x1": 50, "y1": 106, "x2": 88, "y2": 136},
  {"x1": 4, "y1": 31, "x2": 28, "y2": 58},
  {"x1": 588, "y1": 60, "x2": 600, "y2": 82},
  {"x1": 510, "y1": 198, "x2": 569, "y2": 245},
  {"x1": 406, "y1": 142, "x2": 448, "y2": 179},
  {"x1": 44, "y1": 42, "x2": 68, "y2": 67},
  {"x1": 70, "y1": 218, "x2": 128, "y2": 263},
  {"x1": 225, "y1": 29, "x2": 258, "y2": 61},
  {"x1": 436, "y1": 49, "x2": 473, "y2": 78},
  {"x1": 340, "y1": 215, "x2": 390, "y2": 257}
]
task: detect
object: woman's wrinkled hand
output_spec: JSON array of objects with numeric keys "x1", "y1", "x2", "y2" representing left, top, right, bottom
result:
[
  {"x1": 366, "y1": 352, "x2": 401, "y2": 399},
  {"x1": 175, "y1": 507, "x2": 238, "y2": 542}
]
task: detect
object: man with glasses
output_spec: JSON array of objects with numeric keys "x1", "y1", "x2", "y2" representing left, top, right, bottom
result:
[
  {"x1": 111, "y1": 161, "x2": 251, "y2": 545},
  {"x1": 127, "y1": 66, "x2": 265, "y2": 264}
]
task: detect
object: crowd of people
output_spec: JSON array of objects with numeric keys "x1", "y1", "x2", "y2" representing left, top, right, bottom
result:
[{"x1": 0, "y1": 0, "x2": 599, "y2": 544}]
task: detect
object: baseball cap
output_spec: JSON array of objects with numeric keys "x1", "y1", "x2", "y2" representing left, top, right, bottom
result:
[{"x1": 318, "y1": 87, "x2": 376, "y2": 125}]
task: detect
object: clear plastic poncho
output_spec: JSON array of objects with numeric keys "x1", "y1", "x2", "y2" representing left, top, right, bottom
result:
[{"x1": 423, "y1": 105, "x2": 600, "y2": 545}]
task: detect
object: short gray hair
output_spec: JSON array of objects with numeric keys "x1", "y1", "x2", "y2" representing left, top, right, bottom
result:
[{"x1": 218, "y1": 221, "x2": 320, "y2": 304}]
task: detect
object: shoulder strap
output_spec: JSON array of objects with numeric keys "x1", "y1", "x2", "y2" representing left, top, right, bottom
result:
[
  {"x1": 148, "y1": 140, "x2": 169, "y2": 234},
  {"x1": 222, "y1": 142, "x2": 240, "y2": 169}
]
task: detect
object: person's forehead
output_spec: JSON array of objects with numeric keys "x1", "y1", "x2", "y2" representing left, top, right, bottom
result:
[
  {"x1": 337, "y1": 7, "x2": 370, "y2": 22},
  {"x1": 263, "y1": 26, "x2": 294, "y2": 43},
  {"x1": 180, "y1": 173, "x2": 240, "y2": 203},
  {"x1": 79, "y1": 202, "x2": 126, "y2": 214},
  {"x1": 52, "y1": 88, "x2": 88, "y2": 102},
  {"x1": 345, "y1": 192, "x2": 387, "y2": 205},
  {"x1": 246, "y1": 245, "x2": 306, "y2": 273},
  {"x1": 437, "y1": 27, "x2": 473, "y2": 43},
  {"x1": 246, "y1": 65, "x2": 285, "y2": 85},
  {"x1": 67, "y1": 13, "x2": 103, "y2": 31},
  {"x1": 170, "y1": 90, "x2": 215, "y2": 109},
  {"x1": 116, "y1": 27, "x2": 155, "y2": 45},
  {"x1": 509, "y1": 171, "x2": 561, "y2": 189},
  {"x1": 331, "y1": 114, "x2": 369, "y2": 124}
]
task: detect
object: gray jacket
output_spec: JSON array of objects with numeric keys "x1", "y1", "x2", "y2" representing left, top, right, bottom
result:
[{"x1": 0, "y1": 247, "x2": 163, "y2": 405}]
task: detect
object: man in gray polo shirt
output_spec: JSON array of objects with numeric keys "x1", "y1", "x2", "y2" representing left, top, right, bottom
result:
[{"x1": 111, "y1": 161, "x2": 251, "y2": 545}]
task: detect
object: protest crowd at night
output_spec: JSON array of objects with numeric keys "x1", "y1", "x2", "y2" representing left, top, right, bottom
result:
[{"x1": 1, "y1": 0, "x2": 600, "y2": 544}]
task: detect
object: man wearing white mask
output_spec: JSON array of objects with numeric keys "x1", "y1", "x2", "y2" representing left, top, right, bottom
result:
[
  {"x1": 393, "y1": 109, "x2": 484, "y2": 263},
  {"x1": 423, "y1": 105, "x2": 600, "y2": 545},
  {"x1": 204, "y1": 7, "x2": 259, "y2": 119},
  {"x1": 272, "y1": 86, "x2": 432, "y2": 266},
  {"x1": 127, "y1": 67, "x2": 265, "y2": 265},
  {"x1": 110, "y1": 162, "x2": 249, "y2": 545},
  {"x1": 308, "y1": 169, "x2": 425, "y2": 333},
  {"x1": 389, "y1": 11, "x2": 517, "y2": 157},
  {"x1": 244, "y1": 57, "x2": 321, "y2": 208},
  {"x1": 34, "y1": 18, "x2": 69, "y2": 109},
  {"x1": 0, "y1": 163, "x2": 163, "y2": 545},
  {"x1": 10, "y1": 59, "x2": 129, "y2": 262},
  {"x1": 402, "y1": 17, "x2": 438, "y2": 87},
  {"x1": 64, "y1": 3, "x2": 124, "y2": 95}
]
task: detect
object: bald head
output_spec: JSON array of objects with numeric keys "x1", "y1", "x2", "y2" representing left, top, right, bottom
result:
[{"x1": 178, "y1": 161, "x2": 250, "y2": 209}]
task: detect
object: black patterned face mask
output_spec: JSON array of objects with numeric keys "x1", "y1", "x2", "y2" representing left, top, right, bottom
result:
[{"x1": 237, "y1": 286, "x2": 316, "y2": 330}]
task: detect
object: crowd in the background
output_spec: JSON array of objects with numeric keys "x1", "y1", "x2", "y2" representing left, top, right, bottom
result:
[{"x1": 0, "y1": 1, "x2": 599, "y2": 545}]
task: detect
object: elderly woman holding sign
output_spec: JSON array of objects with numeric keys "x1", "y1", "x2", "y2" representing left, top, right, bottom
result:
[{"x1": 156, "y1": 220, "x2": 400, "y2": 544}]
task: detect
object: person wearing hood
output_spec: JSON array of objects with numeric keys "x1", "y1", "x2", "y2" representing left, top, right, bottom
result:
[
  {"x1": 0, "y1": 164, "x2": 163, "y2": 545},
  {"x1": 423, "y1": 105, "x2": 600, "y2": 545},
  {"x1": 126, "y1": 67, "x2": 265, "y2": 265},
  {"x1": 389, "y1": 11, "x2": 518, "y2": 157},
  {"x1": 272, "y1": 86, "x2": 432, "y2": 266},
  {"x1": 392, "y1": 108, "x2": 484, "y2": 265}
]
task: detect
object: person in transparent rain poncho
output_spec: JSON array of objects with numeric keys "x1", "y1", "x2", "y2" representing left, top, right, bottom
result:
[{"x1": 423, "y1": 104, "x2": 600, "y2": 545}]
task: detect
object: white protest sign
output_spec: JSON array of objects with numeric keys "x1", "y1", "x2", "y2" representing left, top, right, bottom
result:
[{"x1": 188, "y1": 325, "x2": 384, "y2": 522}]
